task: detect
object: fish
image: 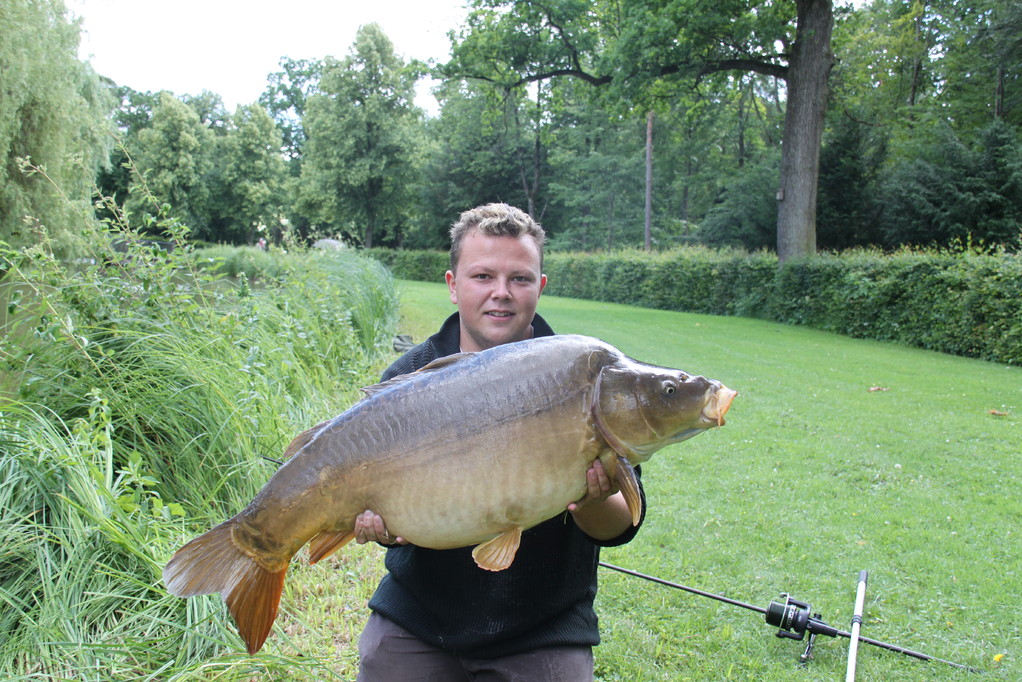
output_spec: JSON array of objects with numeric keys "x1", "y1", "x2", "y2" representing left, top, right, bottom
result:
[{"x1": 163, "y1": 334, "x2": 736, "y2": 654}]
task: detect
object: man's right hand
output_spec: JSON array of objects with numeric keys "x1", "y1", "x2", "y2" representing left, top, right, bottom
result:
[{"x1": 354, "y1": 509, "x2": 408, "y2": 546}]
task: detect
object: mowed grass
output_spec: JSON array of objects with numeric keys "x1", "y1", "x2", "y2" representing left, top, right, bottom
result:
[{"x1": 378, "y1": 279, "x2": 1020, "y2": 681}]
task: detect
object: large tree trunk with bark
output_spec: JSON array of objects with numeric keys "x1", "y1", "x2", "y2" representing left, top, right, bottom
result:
[{"x1": 776, "y1": 0, "x2": 834, "y2": 263}]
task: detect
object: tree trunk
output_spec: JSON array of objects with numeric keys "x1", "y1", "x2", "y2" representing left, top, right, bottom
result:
[
  {"x1": 994, "y1": 64, "x2": 1005, "y2": 119},
  {"x1": 776, "y1": 0, "x2": 834, "y2": 263},
  {"x1": 644, "y1": 110, "x2": 654, "y2": 251}
]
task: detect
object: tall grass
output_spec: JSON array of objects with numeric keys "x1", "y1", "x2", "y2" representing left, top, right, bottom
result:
[{"x1": 0, "y1": 211, "x2": 397, "y2": 678}]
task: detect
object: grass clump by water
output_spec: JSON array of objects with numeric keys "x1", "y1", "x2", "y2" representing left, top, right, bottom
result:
[{"x1": 0, "y1": 210, "x2": 397, "y2": 678}]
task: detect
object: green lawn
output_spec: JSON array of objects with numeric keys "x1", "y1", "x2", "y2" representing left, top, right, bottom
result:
[{"x1": 383, "y1": 279, "x2": 1020, "y2": 681}]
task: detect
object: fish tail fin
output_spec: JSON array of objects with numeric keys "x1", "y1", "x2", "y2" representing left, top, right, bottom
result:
[
  {"x1": 164, "y1": 521, "x2": 288, "y2": 655},
  {"x1": 224, "y1": 560, "x2": 288, "y2": 655}
]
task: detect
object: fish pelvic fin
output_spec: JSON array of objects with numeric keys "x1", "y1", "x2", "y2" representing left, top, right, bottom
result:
[
  {"x1": 163, "y1": 521, "x2": 288, "y2": 655},
  {"x1": 611, "y1": 455, "x2": 643, "y2": 526},
  {"x1": 307, "y1": 529, "x2": 355, "y2": 565},
  {"x1": 471, "y1": 527, "x2": 523, "y2": 572}
]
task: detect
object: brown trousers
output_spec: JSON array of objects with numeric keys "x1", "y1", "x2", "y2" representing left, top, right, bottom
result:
[{"x1": 356, "y1": 613, "x2": 595, "y2": 682}]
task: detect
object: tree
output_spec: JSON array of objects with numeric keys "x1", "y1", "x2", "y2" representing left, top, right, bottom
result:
[
  {"x1": 933, "y1": 0, "x2": 1022, "y2": 129},
  {"x1": 259, "y1": 57, "x2": 324, "y2": 244},
  {"x1": 182, "y1": 91, "x2": 230, "y2": 137},
  {"x1": 443, "y1": 0, "x2": 835, "y2": 261},
  {"x1": 1, "y1": 0, "x2": 113, "y2": 249},
  {"x1": 125, "y1": 92, "x2": 214, "y2": 238},
  {"x1": 662, "y1": 75, "x2": 785, "y2": 249},
  {"x1": 260, "y1": 57, "x2": 323, "y2": 172},
  {"x1": 775, "y1": 0, "x2": 834, "y2": 261},
  {"x1": 299, "y1": 24, "x2": 423, "y2": 247},
  {"x1": 410, "y1": 80, "x2": 535, "y2": 248},
  {"x1": 211, "y1": 104, "x2": 287, "y2": 244},
  {"x1": 699, "y1": 155, "x2": 780, "y2": 250},
  {"x1": 824, "y1": 0, "x2": 1022, "y2": 250},
  {"x1": 95, "y1": 85, "x2": 161, "y2": 213},
  {"x1": 878, "y1": 120, "x2": 1022, "y2": 248},
  {"x1": 815, "y1": 113, "x2": 885, "y2": 250},
  {"x1": 545, "y1": 80, "x2": 647, "y2": 249}
]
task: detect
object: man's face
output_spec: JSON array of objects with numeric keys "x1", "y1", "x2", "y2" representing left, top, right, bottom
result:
[{"x1": 446, "y1": 230, "x2": 547, "y2": 352}]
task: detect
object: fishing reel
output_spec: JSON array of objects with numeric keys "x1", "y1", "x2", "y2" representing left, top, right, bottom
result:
[{"x1": 764, "y1": 593, "x2": 839, "y2": 663}]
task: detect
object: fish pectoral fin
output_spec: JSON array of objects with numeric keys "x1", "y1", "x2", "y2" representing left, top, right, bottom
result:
[
  {"x1": 613, "y1": 456, "x2": 643, "y2": 526},
  {"x1": 307, "y1": 530, "x2": 355, "y2": 565},
  {"x1": 471, "y1": 527, "x2": 523, "y2": 572}
]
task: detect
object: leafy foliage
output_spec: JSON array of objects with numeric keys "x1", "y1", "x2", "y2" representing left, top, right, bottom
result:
[
  {"x1": 211, "y1": 103, "x2": 287, "y2": 244},
  {"x1": 371, "y1": 245, "x2": 1022, "y2": 365},
  {"x1": 878, "y1": 120, "x2": 1022, "y2": 248},
  {"x1": 124, "y1": 93, "x2": 215, "y2": 237},
  {"x1": 698, "y1": 155, "x2": 780, "y2": 251},
  {"x1": 7, "y1": 0, "x2": 1022, "y2": 254}
]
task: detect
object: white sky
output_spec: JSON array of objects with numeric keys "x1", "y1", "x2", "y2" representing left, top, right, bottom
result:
[{"x1": 68, "y1": 0, "x2": 472, "y2": 115}]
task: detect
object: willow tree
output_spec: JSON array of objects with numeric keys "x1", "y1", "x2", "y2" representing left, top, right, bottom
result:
[
  {"x1": 1, "y1": 0, "x2": 113, "y2": 250},
  {"x1": 444, "y1": 0, "x2": 835, "y2": 262}
]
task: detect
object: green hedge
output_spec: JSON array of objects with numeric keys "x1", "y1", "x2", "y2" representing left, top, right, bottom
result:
[{"x1": 366, "y1": 247, "x2": 1022, "y2": 365}]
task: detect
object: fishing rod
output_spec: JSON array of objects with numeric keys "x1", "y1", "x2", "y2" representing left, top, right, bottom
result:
[
  {"x1": 846, "y1": 570, "x2": 868, "y2": 681},
  {"x1": 598, "y1": 562, "x2": 979, "y2": 674}
]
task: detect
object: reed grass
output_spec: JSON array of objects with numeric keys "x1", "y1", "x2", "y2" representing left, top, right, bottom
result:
[{"x1": 0, "y1": 212, "x2": 396, "y2": 679}]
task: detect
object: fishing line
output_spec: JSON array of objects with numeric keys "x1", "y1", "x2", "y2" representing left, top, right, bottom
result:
[{"x1": 598, "y1": 562, "x2": 979, "y2": 674}]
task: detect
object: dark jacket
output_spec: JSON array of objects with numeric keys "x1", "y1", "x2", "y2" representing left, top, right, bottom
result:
[{"x1": 368, "y1": 312, "x2": 645, "y2": 658}]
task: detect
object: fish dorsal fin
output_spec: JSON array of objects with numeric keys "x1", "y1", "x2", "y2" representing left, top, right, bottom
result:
[
  {"x1": 471, "y1": 527, "x2": 523, "y2": 571},
  {"x1": 609, "y1": 455, "x2": 643, "y2": 526},
  {"x1": 360, "y1": 352, "x2": 477, "y2": 398},
  {"x1": 307, "y1": 530, "x2": 355, "y2": 564},
  {"x1": 281, "y1": 419, "x2": 331, "y2": 460}
]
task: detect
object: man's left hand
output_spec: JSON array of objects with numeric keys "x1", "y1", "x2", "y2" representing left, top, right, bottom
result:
[{"x1": 567, "y1": 458, "x2": 618, "y2": 513}]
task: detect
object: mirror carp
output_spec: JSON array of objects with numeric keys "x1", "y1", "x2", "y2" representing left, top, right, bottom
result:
[{"x1": 164, "y1": 334, "x2": 737, "y2": 653}]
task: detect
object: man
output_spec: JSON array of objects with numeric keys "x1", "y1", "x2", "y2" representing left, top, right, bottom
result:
[{"x1": 354, "y1": 203, "x2": 645, "y2": 681}]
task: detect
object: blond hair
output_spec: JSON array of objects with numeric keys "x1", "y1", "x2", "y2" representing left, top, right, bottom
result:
[{"x1": 449, "y1": 203, "x2": 546, "y2": 272}]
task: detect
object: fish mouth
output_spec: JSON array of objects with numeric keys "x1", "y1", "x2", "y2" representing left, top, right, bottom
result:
[{"x1": 702, "y1": 385, "x2": 737, "y2": 427}]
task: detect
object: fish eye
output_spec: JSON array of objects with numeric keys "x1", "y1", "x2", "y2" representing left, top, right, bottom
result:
[{"x1": 662, "y1": 380, "x2": 677, "y2": 395}]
